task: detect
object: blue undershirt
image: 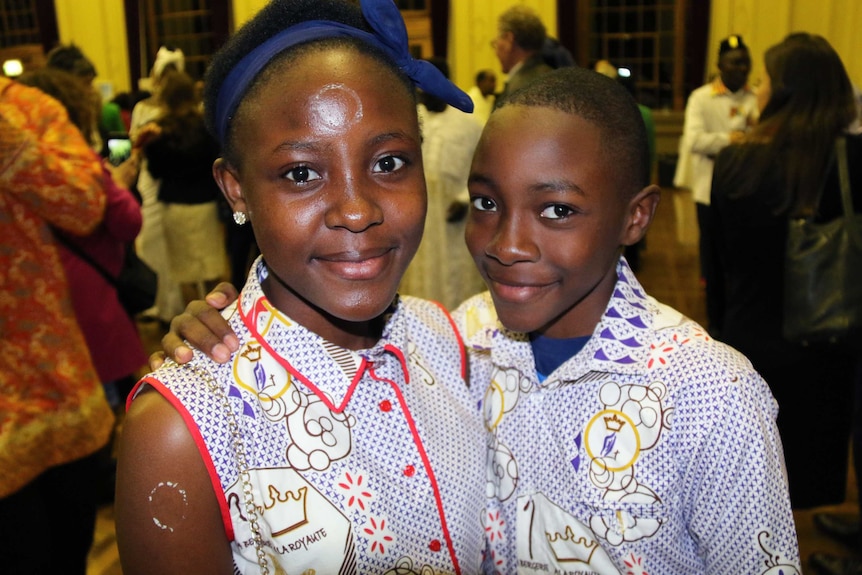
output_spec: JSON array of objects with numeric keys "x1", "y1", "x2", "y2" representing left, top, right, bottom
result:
[{"x1": 529, "y1": 333, "x2": 591, "y2": 382}]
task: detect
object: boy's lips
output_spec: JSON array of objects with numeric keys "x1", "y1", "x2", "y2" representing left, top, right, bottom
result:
[
  {"x1": 316, "y1": 247, "x2": 395, "y2": 280},
  {"x1": 486, "y1": 273, "x2": 554, "y2": 303}
]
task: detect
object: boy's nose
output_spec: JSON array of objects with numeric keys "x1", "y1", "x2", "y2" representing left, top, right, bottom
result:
[{"x1": 486, "y1": 216, "x2": 538, "y2": 265}]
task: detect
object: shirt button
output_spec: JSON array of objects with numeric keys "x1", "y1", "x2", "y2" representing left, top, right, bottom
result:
[
  {"x1": 429, "y1": 539, "x2": 442, "y2": 552},
  {"x1": 379, "y1": 399, "x2": 392, "y2": 412},
  {"x1": 403, "y1": 464, "x2": 416, "y2": 477}
]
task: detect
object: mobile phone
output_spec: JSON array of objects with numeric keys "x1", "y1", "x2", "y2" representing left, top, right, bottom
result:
[{"x1": 107, "y1": 134, "x2": 132, "y2": 166}]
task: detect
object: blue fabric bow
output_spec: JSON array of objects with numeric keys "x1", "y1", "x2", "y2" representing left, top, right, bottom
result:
[{"x1": 214, "y1": 0, "x2": 473, "y2": 144}]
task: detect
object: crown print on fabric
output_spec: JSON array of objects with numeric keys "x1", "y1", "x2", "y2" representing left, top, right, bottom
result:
[
  {"x1": 241, "y1": 344, "x2": 263, "y2": 363},
  {"x1": 603, "y1": 413, "x2": 626, "y2": 433},
  {"x1": 546, "y1": 526, "x2": 600, "y2": 564},
  {"x1": 265, "y1": 484, "x2": 309, "y2": 537}
]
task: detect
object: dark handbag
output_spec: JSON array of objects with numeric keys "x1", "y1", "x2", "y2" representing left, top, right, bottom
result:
[
  {"x1": 783, "y1": 137, "x2": 862, "y2": 349},
  {"x1": 54, "y1": 233, "x2": 157, "y2": 318}
]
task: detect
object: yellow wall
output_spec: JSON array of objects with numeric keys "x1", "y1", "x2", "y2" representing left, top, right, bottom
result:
[
  {"x1": 707, "y1": 0, "x2": 862, "y2": 88},
  {"x1": 51, "y1": 1, "x2": 861, "y2": 103},
  {"x1": 232, "y1": 0, "x2": 270, "y2": 29}
]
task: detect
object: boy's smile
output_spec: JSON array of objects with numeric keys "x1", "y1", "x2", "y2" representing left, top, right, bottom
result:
[
  {"x1": 467, "y1": 105, "x2": 652, "y2": 339},
  {"x1": 214, "y1": 49, "x2": 426, "y2": 349}
]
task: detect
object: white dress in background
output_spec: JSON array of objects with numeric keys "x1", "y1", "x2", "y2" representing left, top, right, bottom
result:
[
  {"x1": 400, "y1": 105, "x2": 486, "y2": 310},
  {"x1": 129, "y1": 98, "x2": 184, "y2": 323}
]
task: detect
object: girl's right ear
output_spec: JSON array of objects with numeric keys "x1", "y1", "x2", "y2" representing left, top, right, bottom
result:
[{"x1": 212, "y1": 157, "x2": 247, "y2": 214}]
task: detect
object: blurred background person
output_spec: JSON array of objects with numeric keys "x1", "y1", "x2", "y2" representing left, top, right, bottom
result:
[
  {"x1": 708, "y1": 35, "x2": 860, "y2": 567},
  {"x1": 17, "y1": 67, "x2": 150, "y2": 504},
  {"x1": 129, "y1": 45, "x2": 186, "y2": 325},
  {"x1": 401, "y1": 57, "x2": 485, "y2": 310},
  {"x1": 674, "y1": 35, "x2": 757, "y2": 337},
  {"x1": 467, "y1": 68, "x2": 496, "y2": 126},
  {"x1": 16, "y1": 68, "x2": 148, "y2": 410},
  {"x1": 492, "y1": 5, "x2": 553, "y2": 105},
  {"x1": 0, "y1": 73, "x2": 115, "y2": 575},
  {"x1": 541, "y1": 35, "x2": 576, "y2": 70},
  {"x1": 45, "y1": 43, "x2": 125, "y2": 158},
  {"x1": 141, "y1": 70, "x2": 227, "y2": 304}
]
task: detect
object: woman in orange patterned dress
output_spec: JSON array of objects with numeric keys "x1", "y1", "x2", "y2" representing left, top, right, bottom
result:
[{"x1": 0, "y1": 76, "x2": 115, "y2": 574}]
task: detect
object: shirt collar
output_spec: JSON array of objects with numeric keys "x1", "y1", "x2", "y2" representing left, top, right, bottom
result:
[
  {"x1": 711, "y1": 76, "x2": 752, "y2": 96},
  {"x1": 238, "y1": 258, "x2": 409, "y2": 409}
]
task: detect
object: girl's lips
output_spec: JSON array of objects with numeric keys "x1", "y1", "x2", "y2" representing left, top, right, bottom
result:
[{"x1": 317, "y1": 248, "x2": 394, "y2": 280}]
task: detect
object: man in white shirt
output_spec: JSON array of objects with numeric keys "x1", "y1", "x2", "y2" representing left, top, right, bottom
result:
[{"x1": 674, "y1": 35, "x2": 757, "y2": 335}]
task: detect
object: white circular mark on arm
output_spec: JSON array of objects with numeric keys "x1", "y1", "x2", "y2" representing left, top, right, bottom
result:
[{"x1": 148, "y1": 481, "x2": 189, "y2": 533}]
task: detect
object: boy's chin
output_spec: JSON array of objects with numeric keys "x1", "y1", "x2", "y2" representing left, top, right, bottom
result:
[{"x1": 488, "y1": 297, "x2": 543, "y2": 335}]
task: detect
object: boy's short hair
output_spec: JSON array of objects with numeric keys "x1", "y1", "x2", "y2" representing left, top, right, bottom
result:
[
  {"x1": 499, "y1": 66, "x2": 650, "y2": 193},
  {"x1": 202, "y1": 0, "x2": 414, "y2": 162}
]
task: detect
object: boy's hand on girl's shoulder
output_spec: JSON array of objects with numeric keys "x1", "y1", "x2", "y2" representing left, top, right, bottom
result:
[{"x1": 149, "y1": 282, "x2": 242, "y2": 371}]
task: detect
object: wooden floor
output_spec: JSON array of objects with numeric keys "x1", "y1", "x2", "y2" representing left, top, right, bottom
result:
[{"x1": 88, "y1": 188, "x2": 859, "y2": 574}]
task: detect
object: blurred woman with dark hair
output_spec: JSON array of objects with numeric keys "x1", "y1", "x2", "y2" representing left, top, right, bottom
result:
[{"x1": 708, "y1": 34, "x2": 860, "y2": 524}]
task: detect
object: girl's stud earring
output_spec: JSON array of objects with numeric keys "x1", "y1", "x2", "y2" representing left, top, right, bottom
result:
[{"x1": 233, "y1": 211, "x2": 247, "y2": 225}]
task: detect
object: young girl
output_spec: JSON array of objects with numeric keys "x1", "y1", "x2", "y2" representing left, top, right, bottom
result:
[{"x1": 114, "y1": 1, "x2": 485, "y2": 573}]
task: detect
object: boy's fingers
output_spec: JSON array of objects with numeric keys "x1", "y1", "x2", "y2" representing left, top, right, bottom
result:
[
  {"x1": 159, "y1": 328, "x2": 197, "y2": 364},
  {"x1": 204, "y1": 281, "x2": 239, "y2": 309},
  {"x1": 162, "y1": 301, "x2": 239, "y2": 364},
  {"x1": 148, "y1": 350, "x2": 167, "y2": 371}
]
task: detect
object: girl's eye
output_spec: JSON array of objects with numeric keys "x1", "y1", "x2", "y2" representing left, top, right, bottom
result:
[
  {"x1": 471, "y1": 197, "x2": 497, "y2": 212},
  {"x1": 373, "y1": 155, "x2": 406, "y2": 173},
  {"x1": 285, "y1": 165, "x2": 322, "y2": 183},
  {"x1": 540, "y1": 204, "x2": 575, "y2": 220}
]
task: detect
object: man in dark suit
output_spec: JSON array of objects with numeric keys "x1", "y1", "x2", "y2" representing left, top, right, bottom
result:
[{"x1": 491, "y1": 5, "x2": 553, "y2": 106}]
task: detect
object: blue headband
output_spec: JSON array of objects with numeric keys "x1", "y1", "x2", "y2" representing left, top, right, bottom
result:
[{"x1": 214, "y1": 0, "x2": 473, "y2": 143}]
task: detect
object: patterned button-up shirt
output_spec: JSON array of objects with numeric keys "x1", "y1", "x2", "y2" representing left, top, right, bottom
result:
[
  {"x1": 140, "y1": 259, "x2": 487, "y2": 574},
  {"x1": 454, "y1": 258, "x2": 800, "y2": 575}
]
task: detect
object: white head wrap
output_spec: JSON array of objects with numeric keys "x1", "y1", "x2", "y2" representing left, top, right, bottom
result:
[{"x1": 152, "y1": 46, "x2": 185, "y2": 80}]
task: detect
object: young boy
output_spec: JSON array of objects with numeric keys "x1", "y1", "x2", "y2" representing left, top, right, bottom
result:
[
  {"x1": 160, "y1": 67, "x2": 799, "y2": 574},
  {"x1": 458, "y1": 66, "x2": 799, "y2": 574}
]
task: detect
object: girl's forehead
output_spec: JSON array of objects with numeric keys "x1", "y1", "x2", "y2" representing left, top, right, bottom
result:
[
  {"x1": 230, "y1": 50, "x2": 419, "y2": 153},
  {"x1": 307, "y1": 83, "x2": 364, "y2": 136},
  {"x1": 250, "y1": 48, "x2": 411, "y2": 111}
]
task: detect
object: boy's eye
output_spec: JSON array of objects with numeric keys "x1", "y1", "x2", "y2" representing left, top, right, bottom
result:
[
  {"x1": 373, "y1": 155, "x2": 406, "y2": 173},
  {"x1": 540, "y1": 204, "x2": 574, "y2": 220},
  {"x1": 471, "y1": 197, "x2": 497, "y2": 212},
  {"x1": 285, "y1": 165, "x2": 322, "y2": 183}
]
